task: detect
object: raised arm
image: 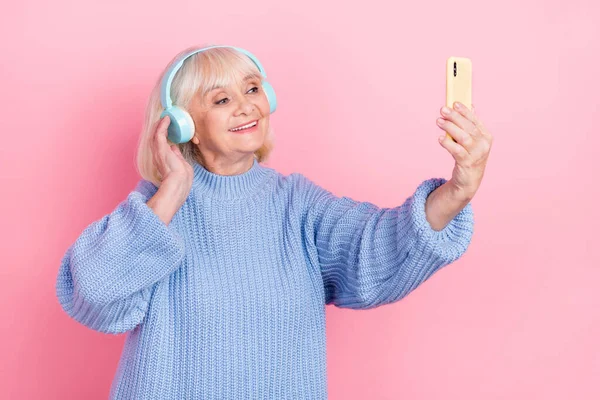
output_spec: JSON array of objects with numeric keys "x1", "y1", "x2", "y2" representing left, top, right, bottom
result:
[{"x1": 300, "y1": 175, "x2": 474, "y2": 310}]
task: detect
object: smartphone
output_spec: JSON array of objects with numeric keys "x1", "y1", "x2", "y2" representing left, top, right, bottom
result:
[{"x1": 445, "y1": 56, "x2": 472, "y2": 142}]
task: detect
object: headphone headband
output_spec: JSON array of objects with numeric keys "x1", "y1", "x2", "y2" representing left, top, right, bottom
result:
[{"x1": 160, "y1": 45, "x2": 268, "y2": 109}]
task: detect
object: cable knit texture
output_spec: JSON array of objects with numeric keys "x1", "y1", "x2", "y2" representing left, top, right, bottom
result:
[{"x1": 55, "y1": 158, "x2": 475, "y2": 399}]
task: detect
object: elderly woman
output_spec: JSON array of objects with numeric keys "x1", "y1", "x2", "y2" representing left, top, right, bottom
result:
[{"x1": 56, "y1": 44, "x2": 492, "y2": 399}]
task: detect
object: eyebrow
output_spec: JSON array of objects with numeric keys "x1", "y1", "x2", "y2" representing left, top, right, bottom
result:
[{"x1": 207, "y1": 74, "x2": 261, "y2": 93}]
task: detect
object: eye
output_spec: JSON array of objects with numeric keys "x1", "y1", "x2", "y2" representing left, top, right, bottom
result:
[{"x1": 214, "y1": 86, "x2": 260, "y2": 105}]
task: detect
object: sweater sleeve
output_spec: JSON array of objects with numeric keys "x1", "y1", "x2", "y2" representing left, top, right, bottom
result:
[
  {"x1": 300, "y1": 175, "x2": 474, "y2": 310},
  {"x1": 55, "y1": 179, "x2": 186, "y2": 334}
]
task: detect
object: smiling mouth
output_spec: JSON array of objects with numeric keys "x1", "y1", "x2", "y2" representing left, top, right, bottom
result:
[{"x1": 228, "y1": 120, "x2": 259, "y2": 133}]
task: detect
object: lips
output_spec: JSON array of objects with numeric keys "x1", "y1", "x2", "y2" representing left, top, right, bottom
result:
[{"x1": 230, "y1": 119, "x2": 258, "y2": 130}]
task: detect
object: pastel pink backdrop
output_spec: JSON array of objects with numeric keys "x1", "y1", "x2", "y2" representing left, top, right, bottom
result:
[{"x1": 1, "y1": 0, "x2": 598, "y2": 399}]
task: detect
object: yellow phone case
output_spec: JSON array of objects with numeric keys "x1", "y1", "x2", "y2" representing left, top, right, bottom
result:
[{"x1": 446, "y1": 56, "x2": 472, "y2": 142}]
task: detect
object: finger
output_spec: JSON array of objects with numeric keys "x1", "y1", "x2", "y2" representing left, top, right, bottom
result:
[
  {"x1": 453, "y1": 102, "x2": 486, "y2": 136},
  {"x1": 439, "y1": 131, "x2": 469, "y2": 161},
  {"x1": 170, "y1": 144, "x2": 182, "y2": 158},
  {"x1": 152, "y1": 119, "x2": 163, "y2": 165},
  {"x1": 157, "y1": 116, "x2": 170, "y2": 143},
  {"x1": 154, "y1": 116, "x2": 171, "y2": 175},
  {"x1": 457, "y1": 103, "x2": 493, "y2": 145},
  {"x1": 442, "y1": 103, "x2": 477, "y2": 137},
  {"x1": 172, "y1": 144, "x2": 185, "y2": 160},
  {"x1": 468, "y1": 104, "x2": 492, "y2": 141},
  {"x1": 436, "y1": 118, "x2": 475, "y2": 152},
  {"x1": 166, "y1": 145, "x2": 188, "y2": 173}
]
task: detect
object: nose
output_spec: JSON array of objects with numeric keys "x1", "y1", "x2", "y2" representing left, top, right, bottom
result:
[{"x1": 235, "y1": 95, "x2": 256, "y2": 116}]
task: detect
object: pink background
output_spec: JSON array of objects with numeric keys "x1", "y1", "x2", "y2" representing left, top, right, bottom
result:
[{"x1": 1, "y1": 0, "x2": 598, "y2": 398}]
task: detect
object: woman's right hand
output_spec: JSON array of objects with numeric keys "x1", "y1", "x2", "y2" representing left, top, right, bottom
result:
[{"x1": 152, "y1": 115, "x2": 194, "y2": 208}]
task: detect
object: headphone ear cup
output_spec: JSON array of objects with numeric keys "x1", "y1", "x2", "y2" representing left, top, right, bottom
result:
[
  {"x1": 160, "y1": 107, "x2": 195, "y2": 144},
  {"x1": 261, "y1": 80, "x2": 277, "y2": 114}
]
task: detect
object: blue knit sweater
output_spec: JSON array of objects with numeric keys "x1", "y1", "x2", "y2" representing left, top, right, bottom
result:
[{"x1": 55, "y1": 158, "x2": 474, "y2": 399}]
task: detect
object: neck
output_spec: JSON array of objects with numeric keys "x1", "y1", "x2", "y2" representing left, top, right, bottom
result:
[
  {"x1": 195, "y1": 155, "x2": 256, "y2": 176},
  {"x1": 190, "y1": 156, "x2": 272, "y2": 200}
]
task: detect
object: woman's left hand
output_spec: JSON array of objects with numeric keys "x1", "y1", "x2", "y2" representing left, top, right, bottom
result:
[{"x1": 436, "y1": 101, "x2": 493, "y2": 201}]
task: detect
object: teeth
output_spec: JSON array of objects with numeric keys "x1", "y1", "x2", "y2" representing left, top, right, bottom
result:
[{"x1": 230, "y1": 121, "x2": 257, "y2": 131}]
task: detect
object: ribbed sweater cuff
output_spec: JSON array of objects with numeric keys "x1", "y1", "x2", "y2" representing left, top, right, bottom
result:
[{"x1": 406, "y1": 177, "x2": 475, "y2": 265}]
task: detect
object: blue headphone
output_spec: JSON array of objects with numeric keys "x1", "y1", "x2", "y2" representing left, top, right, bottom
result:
[{"x1": 159, "y1": 45, "x2": 278, "y2": 144}]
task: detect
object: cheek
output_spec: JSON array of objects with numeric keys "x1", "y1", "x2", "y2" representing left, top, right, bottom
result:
[
  {"x1": 260, "y1": 99, "x2": 271, "y2": 116},
  {"x1": 258, "y1": 92, "x2": 270, "y2": 109},
  {"x1": 206, "y1": 115, "x2": 229, "y2": 133}
]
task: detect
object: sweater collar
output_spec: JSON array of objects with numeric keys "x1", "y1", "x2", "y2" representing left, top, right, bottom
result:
[{"x1": 190, "y1": 157, "x2": 271, "y2": 199}]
